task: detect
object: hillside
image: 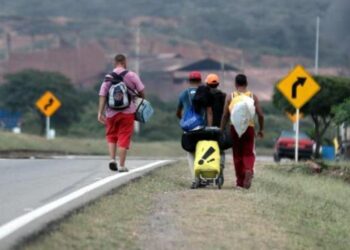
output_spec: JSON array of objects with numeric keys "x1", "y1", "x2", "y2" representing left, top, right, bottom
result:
[{"x1": 0, "y1": 0, "x2": 349, "y2": 66}]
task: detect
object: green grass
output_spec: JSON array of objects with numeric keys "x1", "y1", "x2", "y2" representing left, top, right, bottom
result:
[
  {"x1": 18, "y1": 160, "x2": 350, "y2": 250},
  {"x1": 0, "y1": 131, "x2": 274, "y2": 157},
  {"x1": 0, "y1": 131, "x2": 183, "y2": 157},
  {"x1": 253, "y1": 164, "x2": 350, "y2": 249}
]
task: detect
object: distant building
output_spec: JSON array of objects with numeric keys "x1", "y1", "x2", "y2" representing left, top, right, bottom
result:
[
  {"x1": 172, "y1": 58, "x2": 240, "y2": 85},
  {"x1": 0, "y1": 43, "x2": 107, "y2": 87}
]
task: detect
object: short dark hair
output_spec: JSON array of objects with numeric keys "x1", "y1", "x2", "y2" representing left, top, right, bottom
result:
[
  {"x1": 189, "y1": 79, "x2": 201, "y2": 84},
  {"x1": 114, "y1": 54, "x2": 126, "y2": 64},
  {"x1": 208, "y1": 83, "x2": 219, "y2": 88},
  {"x1": 235, "y1": 74, "x2": 248, "y2": 86}
]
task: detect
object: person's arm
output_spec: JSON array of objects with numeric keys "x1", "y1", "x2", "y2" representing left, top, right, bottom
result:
[
  {"x1": 131, "y1": 72, "x2": 145, "y2": 98},
  {"x1": 206, "y1": 106, "x2": 213, "y2": 127},
  {"x1": 254, "y1": 94, "x2": 264, "y2": 138},
  {"x1": 176, "y1": 106, "x2": 183, "y2": 120},
  {"x1": 98, "y1": 96, "x2": 106, "y2": 124},
  {"x1": 220, "y1": 95, "x2": 231, "y2": 131},
  {"x1": 138, "y1": 90, "x2": 145, "y2": 99},
  {"x1": 176, "y1": 93, "x2": 184, "y2": 120}
]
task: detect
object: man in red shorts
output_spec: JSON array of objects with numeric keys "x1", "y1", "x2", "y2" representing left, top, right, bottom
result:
[{"x1": 98, "y1": 54, "x2": 145, "y2": 172}]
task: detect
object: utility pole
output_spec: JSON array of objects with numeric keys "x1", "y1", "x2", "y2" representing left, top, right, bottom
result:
[
  {"x1": 134, "y1": 25, "x2": 141, "y2": 134},
  {"x1": 5, "y1": 32, "x2": 11, "y2": 61},
  {"x1": 315, "y1": 16, "x2": 320, "y2": 75},
  {"x1": 240, "y1": 51, "x2": 245, "y2": 73},
  {"x1": 221, "y1": 53, "x2": 226, "y2": 85},
  {"x1": 135, "y1": 25, "x2": 140, "y2": 77}
]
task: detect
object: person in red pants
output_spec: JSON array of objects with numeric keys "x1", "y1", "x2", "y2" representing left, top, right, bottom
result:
[{"x1": 220, "y1": 74, "x2": 264, "y2": 189}]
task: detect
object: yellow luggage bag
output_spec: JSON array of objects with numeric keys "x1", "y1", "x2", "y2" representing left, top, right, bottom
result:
[{"x1": 194, "y1": 140, "x2": 221, "y2": 179}]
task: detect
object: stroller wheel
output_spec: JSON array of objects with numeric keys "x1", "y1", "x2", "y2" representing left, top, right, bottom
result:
[
  {"x1": 217, "y1": 175, "x2": 224, "y2": 189},
  {"x1": 195, "y1": 177, "x2": 201, "y2": 188}
]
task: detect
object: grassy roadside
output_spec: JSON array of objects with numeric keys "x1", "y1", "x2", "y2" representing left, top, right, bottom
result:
[
  {"x1": 0, "y1": 131, "x2": 273, "y2": 157},
  {"x1": 0, "y1": 131, "x2": 183, "y2": 157},
  {"x1": 19, "y1": 160, "x2": 350, "y2": 250}
]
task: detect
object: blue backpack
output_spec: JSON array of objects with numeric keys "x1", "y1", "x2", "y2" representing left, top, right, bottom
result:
[{"x1": 180, "y1": 89, "x2": 205, "y2": 132}]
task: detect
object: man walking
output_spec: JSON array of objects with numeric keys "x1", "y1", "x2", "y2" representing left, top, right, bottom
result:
[
  {"x1": 220, "y1": 74, "x2": 264, "y2": 189},
  {"x1": 205, "y1": 74, "x2": 227, "y2": 171},
  {"x1": 98, "y1": 54, "x2": 145, "y2": 172}
]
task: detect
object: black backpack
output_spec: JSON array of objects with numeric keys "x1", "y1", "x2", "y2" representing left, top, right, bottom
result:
[
  {"x1": 192, "y1": 85, "x2": 212, "y2": 114},
  {"x1": 210, "y1": 89, "x2": 226, "y2": 127},
  {"x1": 106, "y1": 71, "x2": 131, "y2": 110}
]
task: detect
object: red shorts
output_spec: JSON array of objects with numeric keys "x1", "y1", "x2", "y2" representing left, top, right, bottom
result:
[{"x1": 105, "y1": 113, "x2": 135, "y2": 149}]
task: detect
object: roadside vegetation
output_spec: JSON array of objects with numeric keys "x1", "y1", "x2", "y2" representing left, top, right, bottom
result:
[
  {"x1": 0, "y1": 70, "x2": 349, "y2": 156},
  {"x1": 19, "y1": 160, "x2": 350, "y2": 250},
  {"x1": 0, "y1": 70, "x2": 301, "y2": 153},
  {"x1": 0, "y1": 131, "x2": 183, "y2": 158},
  {"x1": 273, "y1": 75, "x2": 350, "y2": 157}
]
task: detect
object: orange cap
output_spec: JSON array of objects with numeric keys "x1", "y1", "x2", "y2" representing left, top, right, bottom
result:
[{"x1": 206, "y1": 74, "x2": 220, "y2": 85}]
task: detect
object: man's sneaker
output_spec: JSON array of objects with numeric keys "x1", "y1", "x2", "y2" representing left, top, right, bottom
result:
[
  {"x1": 109, "y1": 161, "x2": 118, "y2": 171},
  {"x1": 119, "y1": 166, "x2": 129, "y2": 172}
]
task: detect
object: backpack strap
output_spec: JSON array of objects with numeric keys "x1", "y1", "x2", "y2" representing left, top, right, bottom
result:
[
  {"x1": 107, "y1": 70, "x2": 142, "y2": 98},
  {"x1": 108, "y1": 70, "x2": 129, "y2": 83}
]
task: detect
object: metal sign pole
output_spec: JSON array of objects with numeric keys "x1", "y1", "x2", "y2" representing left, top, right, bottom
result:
[
  {"x1": 46, "y1": 116, "x2": 50, "y2": 140},
  {"x1": 295, "y1": 109, "x2": 300, "y2": 162},
  {"x1": 315, "y1": 16, "x2": 320, "y2": 75}
]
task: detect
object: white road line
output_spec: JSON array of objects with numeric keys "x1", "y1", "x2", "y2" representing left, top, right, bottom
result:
[{"x1": 0, "y1": 160, "x2": 171, "y2": 240}]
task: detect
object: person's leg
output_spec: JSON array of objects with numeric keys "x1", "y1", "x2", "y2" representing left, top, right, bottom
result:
[
  {"x1": 117, "y1": 113, "x2": 135, "y2": 172},
  {"x1": 108, "y1": 143, "x2": 117, "y2": 160},
  {"x1": 241, "y1": 126, "x2": 256, "y2": 189},
  {"x1": 231, "y1": 126, "x2": 244, "y2": 187},
  {"x1": 106, "y1": 115, "x2": 119, "y2": 171},
  {"x1": 118, "y1": 147, "x2": 127, "y2": 167},
  {"x1": 187, "y1": 152, "x2": 195, "y2": 179}
]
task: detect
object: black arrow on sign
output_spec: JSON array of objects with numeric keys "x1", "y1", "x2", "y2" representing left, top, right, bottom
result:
[
  {"x1": 44, "y1": 98, "x2": 54, "y2": 110},
  {"x1": 292, "y1": 77, "x2": 306, "y2": 99}
]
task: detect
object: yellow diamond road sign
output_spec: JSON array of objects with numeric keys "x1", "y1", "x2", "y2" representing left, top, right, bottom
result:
[
  {"x1": 36, "y1": 91, "x2": 61, "y2": 117},
  {"x1": 277, "y1": 65, "x2": 321, "y2": 109}
]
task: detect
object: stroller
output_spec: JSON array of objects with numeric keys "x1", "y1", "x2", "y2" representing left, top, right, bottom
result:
[{"x1": 182, "y1": 127, "x2": 230, "y2": 189}]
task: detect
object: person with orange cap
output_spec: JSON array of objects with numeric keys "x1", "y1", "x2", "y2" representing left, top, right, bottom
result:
[
  {"x1": 205, "y1": 74, "x2": 226, "y2": 128},
  {"x1": 205, "y1": 74, "x2": 227, "y2": 177}
]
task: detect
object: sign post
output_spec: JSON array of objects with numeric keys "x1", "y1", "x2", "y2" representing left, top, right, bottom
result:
[
  {"x1": 35, "y1": 91, "x2": 62, "y2": 139},
  {"x1": 295, "y1": 109, "x2": 300, "y2": 162},
  {"x1": 277, "y1": 65, "x2": 320, "y2": 162}
]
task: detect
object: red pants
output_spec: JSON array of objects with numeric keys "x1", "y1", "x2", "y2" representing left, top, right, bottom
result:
[
  {"x1": 106, "y1": 113, "x2": 135, "y2": 149},
  {"x1": 231, "y1": 126, "x2": 255, "y2": 187}
]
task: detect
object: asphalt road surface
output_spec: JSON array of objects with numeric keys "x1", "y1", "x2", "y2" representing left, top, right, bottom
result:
[{"x1": 0, "y1": 157, "x2": 171, "y2": 249}]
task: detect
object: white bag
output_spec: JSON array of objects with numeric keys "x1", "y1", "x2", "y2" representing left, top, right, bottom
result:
[{"x1": 230, "y1": 95, "x2": 255, "y2": 137}]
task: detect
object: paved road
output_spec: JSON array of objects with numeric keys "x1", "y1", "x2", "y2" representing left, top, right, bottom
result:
[
  {"x1": 0, "y1": 157, "x2": 171, "y2": 249},
  {"x1": 0, "y1": 157, "x2": 158, "y2": 225}
]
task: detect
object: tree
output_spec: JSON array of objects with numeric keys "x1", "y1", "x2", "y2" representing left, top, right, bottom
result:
[
  {"x1": 273, "y1": 76, "x2": 350, "y2": 158},
  {"x1": 333, "y1": 98, "x2": 350, "y2": 125},
  {"x1": 0, "y1": 69, "x2": 83, "y2": 134}
]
